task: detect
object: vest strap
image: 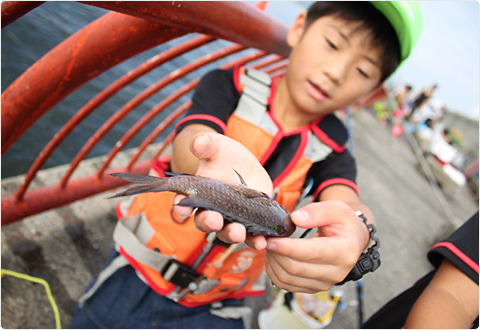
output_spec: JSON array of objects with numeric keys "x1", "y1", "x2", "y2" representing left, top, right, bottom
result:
[
  {"x1": 210, "y1": 303, "x2": 252, "y2": 320},
  {"x1": 113, "y1": 215, "x2": 171, "y2": 271},
  {"x1": 113, "y1": 215, "x2": 224, "y2": 303}
]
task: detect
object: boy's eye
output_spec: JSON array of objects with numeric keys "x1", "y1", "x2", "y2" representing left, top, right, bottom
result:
[
  {"x1": 357, "y1": 68, "x2": 370, "y2": 78},
  {"x1": 326, "y1": 38, "x2": 338, "y2": 50}
]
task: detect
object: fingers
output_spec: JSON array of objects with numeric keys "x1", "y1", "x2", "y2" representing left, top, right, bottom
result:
[
  {"x1": 262, "y1": 200, "x2": 367, "y2": 292},
  {"x1": 193, "y1": 210, "x2": 247, "y2": 244},
  {"x1": 172, "y1": 194, "x2": 194, "y2": 217},
  {"x1": 190, "y1": 132, "x2": 273, "y2": 196},
  {"x1": 193, "y1": 210, "x2": 224, "y2": 232},
  {"x1": 216, "y1": 222, "x2": 247, "y2": 244},
  {"x1": 266, "y1": 236, "x2": 358, "y2": 265},
  {"x1": 265, "y1": 255, "x2": 340, "y2": 293},
  {"x1": 291, "y1": 200, "x2": 356, "y2": 229},
  {"x1": 190, "y1": 132, "x2": 220, "y2": 162},
  {"x1": 266, "y1": 266, "x2": 318, "y2": 293},
  {"x1": 245, "y1": 235, "x2": 268, "y2": 250},
  {"x1": 265, "y1": 237, "x2": 355, "y2": 292}
]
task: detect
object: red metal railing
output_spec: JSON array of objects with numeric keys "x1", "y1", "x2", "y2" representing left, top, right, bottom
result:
[
  {"x1": 1, "y1": 1, "x2": 45, "y2": 28},
  {"x1": 1, "y1": 1, "x2": 290, "y2": 225}
]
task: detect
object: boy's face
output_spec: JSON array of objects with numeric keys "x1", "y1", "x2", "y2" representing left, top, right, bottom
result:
[{"x1": 284, "y1": 13, "x2": 383, "y2": 117}]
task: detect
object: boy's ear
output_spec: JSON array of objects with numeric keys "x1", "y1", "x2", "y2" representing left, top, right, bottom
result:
[{"x1": 287, "y1": 11, "x2": 307, "y2": 48}]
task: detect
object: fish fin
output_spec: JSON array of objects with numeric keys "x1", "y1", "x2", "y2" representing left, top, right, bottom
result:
[
  {"x1": 174, "y1": 196, "x2": 210, "y2": 209},
  {"x1": 108, "y1": 182, "x2": 163, "y2": 198},
  {"x1": 248, "y1": 193, "x2": 272, "y2": 203},
  {"x1": 110, "y1": 173, "x2": 161, "y2": 184},
  {"x1": 233, "y1": 169, "x2": 247, "y2": 186},
  {"x1": 164, "y1": 171, "x2": 192, "y2": 177}
]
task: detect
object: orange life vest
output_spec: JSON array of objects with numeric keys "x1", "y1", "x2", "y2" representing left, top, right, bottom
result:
[{"x1": 110, "y1": 66, "x2": 346, "y2": 307}]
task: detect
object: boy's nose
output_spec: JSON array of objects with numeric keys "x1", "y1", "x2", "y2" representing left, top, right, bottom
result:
[{"x1": 323, "y1": 58, "x2": 348, "y2": 85}]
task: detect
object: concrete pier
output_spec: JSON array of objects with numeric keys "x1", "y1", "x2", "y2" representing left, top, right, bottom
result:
[{"x1": 2, "y1": 109, "x2": 477, "y2": 329}]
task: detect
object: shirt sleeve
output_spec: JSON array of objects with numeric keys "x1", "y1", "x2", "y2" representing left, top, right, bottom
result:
[
  {"x1": 308, "y1": 149, "x2": 359, "y2": 201},
  {"x1": 175, "y1": 68, "x2": 240, "y2": 135},
  {"x1": 427, "y1": 211, "x2": 479, "y2": 285}
]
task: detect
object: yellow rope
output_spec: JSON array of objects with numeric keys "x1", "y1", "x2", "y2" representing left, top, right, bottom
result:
[{"x1": 1, "y1": 268, "x2": 62, "y2": 329}]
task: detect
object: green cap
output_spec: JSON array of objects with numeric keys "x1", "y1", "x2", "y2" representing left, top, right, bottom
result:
[{"x1": 370, "y1": 1, "x2": 424, "y2": 62}]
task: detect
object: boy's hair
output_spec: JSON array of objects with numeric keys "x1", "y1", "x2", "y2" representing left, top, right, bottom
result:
[{"x1": 306, "y1": 1, "x2": 401, "y2": 83}]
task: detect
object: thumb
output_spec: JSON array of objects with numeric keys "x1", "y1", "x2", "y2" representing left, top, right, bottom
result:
[
  {"x1": 291, "y1": 200, "x2": 355, "y2": 228},
  {"x1": 190, "y1": 132, "x2": 220, "y2": 162}
]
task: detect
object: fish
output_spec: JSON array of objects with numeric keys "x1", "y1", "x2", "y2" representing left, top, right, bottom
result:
[{"x1": 109, "y1": 171, "x2": 296, "y2": 237}]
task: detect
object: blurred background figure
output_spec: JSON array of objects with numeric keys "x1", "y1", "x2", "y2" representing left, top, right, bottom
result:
[
  {"x1": 410, "y1": 97, "x2": 445, "y2": 130},
  {"x1": 390, "y1": 83, "x2": 413, "y2": 137},
  {"x1": 394, "y1": 83, "x2": 413, "y2": 117},
  {"x1": 406, "y1": 83, "x2": 438, "y2": 121}
]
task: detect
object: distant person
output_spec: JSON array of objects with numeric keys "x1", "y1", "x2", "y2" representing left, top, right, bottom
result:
[
  {"x1": 71, "y1": 2, "x2": 424, "y2": 328},
  {"x1": 406, "y1": 83, "x2": 438, "y2": 121},
  {"x1": 390, "y1": 83, "x2": 413, "y2": 137},
  {"x1": 362, "y1": 211, "x2": 479, "y2": 329},
  {"x1": 394, "y1": 83, "x2": 413, "y2": 116},
  {"x1": 443, "y1": 128, "x2": 453, "y2": 145},
  {"x1": 410, "y1": 98, "x2": 445, "y2": 130}
]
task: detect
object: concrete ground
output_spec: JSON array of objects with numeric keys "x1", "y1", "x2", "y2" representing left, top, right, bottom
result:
[{"x1": 1, "y1": 109, "x2": 478, "y2": 329}]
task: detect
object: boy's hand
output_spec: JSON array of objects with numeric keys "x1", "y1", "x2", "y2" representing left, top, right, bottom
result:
[
  {"x1": 172, "y1": 132, "x2": 273, "y2": 248},
  {"x1": 264, "y1": 201, "x2": 369, "y2": 292},
  {"x1": 173, "y1": 132, "x2": 370, "y2": 291}
]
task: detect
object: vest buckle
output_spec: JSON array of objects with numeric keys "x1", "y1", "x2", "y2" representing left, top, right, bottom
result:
[{"x1": 161, "y1": 259, "x2": 201, "y2": 289}]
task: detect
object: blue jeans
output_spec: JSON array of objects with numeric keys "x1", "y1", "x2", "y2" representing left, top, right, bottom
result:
[{"x1": 71, "y1": 250, "x2": 245, "y2": 329}]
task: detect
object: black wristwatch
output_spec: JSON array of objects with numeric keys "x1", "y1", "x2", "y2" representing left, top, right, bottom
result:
[{"x1": 337, "y1": 211, "x2": 380, "y2": 285}]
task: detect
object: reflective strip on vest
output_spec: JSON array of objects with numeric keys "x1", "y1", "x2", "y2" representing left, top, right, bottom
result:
[
  {"x1": 305, "y1": 131, "x2": 333, "y2": 163},
  {"x1": 113, "y1": 214, "x2": 170, "y2": 271}
]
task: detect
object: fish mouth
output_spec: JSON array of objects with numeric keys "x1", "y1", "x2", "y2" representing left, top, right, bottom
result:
[{"x1": 281, "y1": 215, "x2": 296, "y2": 237}]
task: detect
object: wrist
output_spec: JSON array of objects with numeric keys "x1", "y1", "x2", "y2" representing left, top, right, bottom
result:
[
  {"x1": 357, "y1": 210, "x2": 371, "y2": 251},
  {"x1": 337, "y1": 211, "x2": 380, "y2": 285}
]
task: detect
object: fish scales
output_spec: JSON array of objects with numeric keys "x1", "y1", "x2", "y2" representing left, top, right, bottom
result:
[{"x1": 109, "y1": 172, "x2": 296, "y2": 237}]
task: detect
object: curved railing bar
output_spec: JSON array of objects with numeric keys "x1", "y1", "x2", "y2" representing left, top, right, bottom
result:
[
  {"x1": 127, "y1": 101, "x2": 193, "y2": 171},
  {"x1": 263, "y1": 60, "x2": 289, "y2": 75},
  {"x1": 143, "y1": 1, "x2": 271, "y2": 166},
  {"x1": 2, "y1": 160, "x2": 153, "y2": 226},
  {"x1": 127, "y1": 50, "x2": 269, "y2": 168},
  {"x1": 14, "y1": 35, "x2": 215, "y2": 202},
  {"x1": 153, "y1": 132, "x2": 176, "y2": 162},
  {"x1": 2, "y1": 11, "x2": 189, "y2": 153},
  {"x1": 96, "y1": 78, "x2": 200, "y2": 178},
  {"x1": 2, "y1": 2, "x2": 291, "y2": 224},
  {"x1": 82, "y1": 1, "x2": 290, "y2": 58},
  {"x1": 271, "y1": 69, "x2": 288, "y2": 79},
  {"x1": 96, "y1": 44, "x2": 251, "y2": 177},
  {"x1": 64, "y1": 43, "x2": 246, "y2": 185},
  {"x1": 126, "y1": 50, "x2": 271, "y2": 169},
  {"x1": 251, "y1": 54, "x2": 285, "y2": 70},
  {"x1": 1, "y1": 1, "x2": 45, "y2": 28}
]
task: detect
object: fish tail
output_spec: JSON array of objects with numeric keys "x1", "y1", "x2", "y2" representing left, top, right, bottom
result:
[
  {"x1": 110, "y1": 173, "x2": 162, "y2": 184},
  {"x1": 109, "y1": 173, "x2": 169, "y2": 198},
  {"x1": 109, "y1": 182, "x2": 166, "y2": 198}
]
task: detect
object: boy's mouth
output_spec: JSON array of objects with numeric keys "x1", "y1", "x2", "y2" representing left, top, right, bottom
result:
[{"x1": 307, "y1": 80, "x2": 330, "y2": 102}]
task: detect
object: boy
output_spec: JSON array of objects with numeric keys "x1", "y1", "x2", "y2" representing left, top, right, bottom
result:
[{"x1": 72, "y1": 2, "x2": 423, "y2": 328}]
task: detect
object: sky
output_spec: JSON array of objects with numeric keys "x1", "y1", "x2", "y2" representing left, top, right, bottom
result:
[
  {"x1": 259, "y1": 1, "x2": 480, "y2": 121},
  {"x1": 391, "y1": 1, "x2": 479, "y2": 121}
]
